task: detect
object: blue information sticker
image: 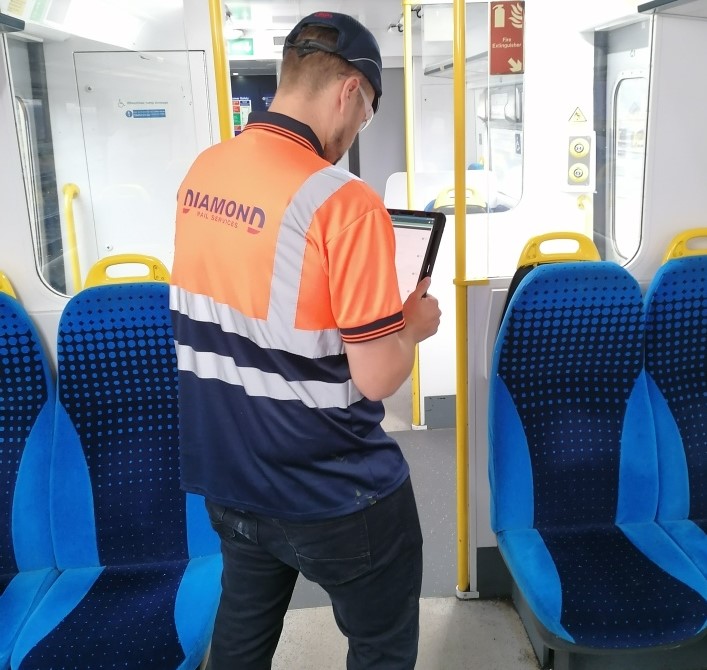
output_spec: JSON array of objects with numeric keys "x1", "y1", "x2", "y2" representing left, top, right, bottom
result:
[{"x1": 130, "y1": 109, "x2": 166, "y2": 119}]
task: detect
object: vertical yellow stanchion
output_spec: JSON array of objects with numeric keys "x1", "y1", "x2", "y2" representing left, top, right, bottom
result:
[
  {"x1": 208, "y1": 0, "x2": 234, "y2": 143},
  {"x1": 62, "y1": 183, "x2": 82, "y2": 293},
  {"x1": 401, "y1": 0, "x2": 471, "y2": 593},
  {"x1": 453, "y1": 0, "x2": 471, "y2": 596},
  {"x1": 402, "y1": 1, "x2": 423, "y2": 428}
]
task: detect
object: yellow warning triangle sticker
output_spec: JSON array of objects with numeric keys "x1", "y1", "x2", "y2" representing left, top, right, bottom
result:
[{"x1": 570, "y1": 107, "x2": 587, "y2": 123}]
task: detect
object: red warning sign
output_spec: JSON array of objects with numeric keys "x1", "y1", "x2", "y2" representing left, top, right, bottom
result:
[{"x1": 489, "y1": 2, "x2": 525, "y2": 76}]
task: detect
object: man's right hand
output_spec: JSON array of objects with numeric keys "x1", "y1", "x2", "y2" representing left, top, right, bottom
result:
[{"x1": 402, "y1": 277, "x2": 441, "y2": 344}]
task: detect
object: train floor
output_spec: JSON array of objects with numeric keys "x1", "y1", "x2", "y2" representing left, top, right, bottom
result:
[
  {"x1": 267, "y1": 386, "x2": 540, "y2": 669},
  {"x1": 272, "y1": 596, "x2": 540, "y2": 669}
]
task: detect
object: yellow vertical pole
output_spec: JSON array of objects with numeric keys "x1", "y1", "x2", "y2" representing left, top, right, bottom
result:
[
  {"x1": 62, "y1": 183, "x2": 82, "y2": 292},
  {"x1": 453, "y1": 0, "x2": 470, "y2": 595},
  {"x1": 208, "y1": 0, "x2": 234, "y2": 142},
  {"x1": 402, "y1": 0, "x2": 423, "y2": 427}
]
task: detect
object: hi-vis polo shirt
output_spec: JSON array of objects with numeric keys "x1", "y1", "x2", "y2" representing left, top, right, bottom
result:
[{"x1": 170, "y1": 111, "x2": 410, "y2": 521}]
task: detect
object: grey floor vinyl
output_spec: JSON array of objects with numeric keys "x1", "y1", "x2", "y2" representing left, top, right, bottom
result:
[{"x1": 289, "y1": 427, "x2": 456, "y2": 609}]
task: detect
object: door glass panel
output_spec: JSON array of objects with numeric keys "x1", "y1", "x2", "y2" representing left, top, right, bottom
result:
[{"x1": 612, "y1": 77, "x2": 649, "y2": 261}]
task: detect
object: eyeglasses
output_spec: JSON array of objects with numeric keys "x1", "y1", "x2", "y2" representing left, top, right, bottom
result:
[{"x1": 358, "y1": 84, "x2": 374, "y2": 133}]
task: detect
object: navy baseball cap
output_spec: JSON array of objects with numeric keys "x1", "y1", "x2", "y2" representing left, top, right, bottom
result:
[{"x1": 284, "y1": 11, "x2": 383, "y2": 112}]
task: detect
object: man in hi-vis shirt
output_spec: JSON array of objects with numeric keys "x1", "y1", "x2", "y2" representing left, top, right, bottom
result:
[{"x1": 170, "y1": 11, "x2": 441, "y2": 670}]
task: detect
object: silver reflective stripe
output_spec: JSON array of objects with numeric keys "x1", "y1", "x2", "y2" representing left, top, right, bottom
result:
[
  {"x1": 269, "y1": 165, "x2": 356, "y2": 328},
  {"x1": 175, "y1": 342, "x2": 363, "y2": 409},
  {"x1": 170, "y1": 285, "x2": 344, "y2": 359}
]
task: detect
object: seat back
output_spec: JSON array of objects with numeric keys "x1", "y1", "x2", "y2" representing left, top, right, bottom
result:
[
  {"x1": 644, "y1": 246, "x2": 707, "y2": 523},
  {"x1": 51, "y1": 279, "x2": 216, "y2": 569},
  {"x1": 498, "y1": 233, "x2": 601, "y2": 331},
  {"x1": 0, "y1": 290, "x2": 54, "y2": 580},
  {"x1": 490, "y1": 262, "x2": 651, "y2": 532}
]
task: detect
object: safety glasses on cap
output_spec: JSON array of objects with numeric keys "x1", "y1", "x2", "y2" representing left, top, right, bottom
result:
[{"x1": 358, "y1": 85, "x2": 374, "y2": 133}]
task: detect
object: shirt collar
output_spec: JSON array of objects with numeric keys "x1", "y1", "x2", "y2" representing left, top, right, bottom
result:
[{"x1": 245, "y1": 111, "x2": 324, "y2": 158}]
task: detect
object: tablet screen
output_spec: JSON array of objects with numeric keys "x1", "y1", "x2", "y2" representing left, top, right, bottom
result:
[{"x1": 389, "y1": 210, "x2": 445, "y2": 300}]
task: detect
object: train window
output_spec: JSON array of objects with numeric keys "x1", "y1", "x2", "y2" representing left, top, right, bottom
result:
[
  {"x1": 611, "y1": 76, "x2": 649, "y2": 262},
  {"x1": 7, "y1": 38, "x2": 65, "y2": 292},
  {"x1": 5, "y1": 6, "x2": 209, "y2": 296}
]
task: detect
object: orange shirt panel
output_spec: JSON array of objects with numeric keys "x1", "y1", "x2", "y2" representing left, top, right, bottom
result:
[{"x1": 172, "y1": 129, "x2": 327, "y2": 319}]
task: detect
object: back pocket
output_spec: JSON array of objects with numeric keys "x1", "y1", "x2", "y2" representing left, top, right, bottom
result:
[{"x1": 284, "y1": 512, "x2": 371, "y2": 586}]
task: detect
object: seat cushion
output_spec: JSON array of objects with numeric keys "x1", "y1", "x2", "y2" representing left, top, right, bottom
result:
[
  {"x1": 12, "y1": 555, "x2": 220, "y2": 670},
  {"x1": 499, "y1": 523, "x2": 707, "y2": 649}
]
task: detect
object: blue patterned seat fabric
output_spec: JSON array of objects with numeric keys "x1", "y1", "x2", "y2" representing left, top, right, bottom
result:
[
  {"x1": 490, "y1": 262, "x2": 707, "y2": 650},
  {"x1": 11, "y1": 283, "x2": 220, "y2": 670},
  {"x1": 0, "y1": 293, "x2": 57, "y2": 670},
  {"x1": 645, "y1": 255, "x2": 707, "y2": 579}
]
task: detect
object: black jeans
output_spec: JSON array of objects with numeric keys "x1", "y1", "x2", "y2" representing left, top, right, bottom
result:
[{"x1": 205, "y1": 477, "x2": 423, "y2": 670}]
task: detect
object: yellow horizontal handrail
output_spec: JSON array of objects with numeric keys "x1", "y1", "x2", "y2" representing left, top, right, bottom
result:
[{"x1": 62, "y1": 183, "x2": 81, "y2": 292}]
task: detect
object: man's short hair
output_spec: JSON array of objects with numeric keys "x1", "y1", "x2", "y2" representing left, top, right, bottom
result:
[{"x1": 279, "y1": 26, "x2": 361, "y2": 97}]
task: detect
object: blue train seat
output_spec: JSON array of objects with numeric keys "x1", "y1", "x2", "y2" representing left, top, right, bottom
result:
[
  {"x1": 644, "y1": 231, "x2": 707, "y2": 579},
  {"x1": 11, "y1": 266, "x2": 221, "y2": 670},
  {"x1": 490, "y1": 261, "x2": 707, "y2": 651},
  {"x1": 0, "y1": 282, "x2": 57, "y2": 670}
]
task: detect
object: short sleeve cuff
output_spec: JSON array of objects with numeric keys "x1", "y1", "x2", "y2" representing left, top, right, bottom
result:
[{"x1": 340, "y1": 312, "x2": 405, "y2": 343}]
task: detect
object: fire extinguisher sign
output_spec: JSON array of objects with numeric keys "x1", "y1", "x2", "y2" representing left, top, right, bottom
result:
[{"x1": 489, "y1": 2, "x2": 525, "y2": 76}]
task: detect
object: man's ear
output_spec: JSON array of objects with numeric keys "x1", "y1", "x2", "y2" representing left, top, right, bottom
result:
[{"x1": 338, "y1": 75, "x2": 359, "y2": 110}]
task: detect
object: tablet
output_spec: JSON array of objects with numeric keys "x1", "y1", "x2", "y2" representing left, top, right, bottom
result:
[{"x1": 388, "y1": 209, "x2": 446, "y2": 300}]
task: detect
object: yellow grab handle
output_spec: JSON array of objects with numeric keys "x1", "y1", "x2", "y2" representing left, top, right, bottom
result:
[
  {"x1": 517, "y1": 232, "x2": 600, "y2": 269},
  {"x1": 662, "y1": 228, "x2": 707, "y2": 263},
  {"x1": 434, "y1": 186, "x2": 482, "y2": 209},
  {"x1": 83, "y1": 254, "x2": 170, "y2": 288},
  {"x1": 63, "y1": 183, "x2": 82, "y2": 292},
  {"x1": 0, "y1": 271, "x2": 17, "y2": 298}
]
